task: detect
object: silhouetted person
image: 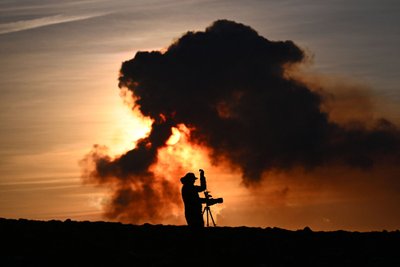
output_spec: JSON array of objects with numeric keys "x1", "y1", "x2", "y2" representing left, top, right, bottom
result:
[{"x1": 180, "y1": 169, "x2": 206, "y2": 227}]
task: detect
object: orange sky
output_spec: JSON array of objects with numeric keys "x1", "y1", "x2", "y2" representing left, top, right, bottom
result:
[{"x1": 0, "y1": 0, "x2": 399, "y2": 231}]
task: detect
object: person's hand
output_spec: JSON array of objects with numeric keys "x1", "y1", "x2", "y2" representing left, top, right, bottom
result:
[{"x1": 199, "y1": 169, "x2": 204, "y2": 176}]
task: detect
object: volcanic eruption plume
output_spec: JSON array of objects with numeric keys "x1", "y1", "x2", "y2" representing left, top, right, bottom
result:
[{"x1": 81, "y1": 20, "x2": 400, "y2": 224}]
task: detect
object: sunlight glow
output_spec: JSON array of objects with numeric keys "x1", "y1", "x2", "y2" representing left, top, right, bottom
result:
[
  {"x1": 152, "y1": 124, "x2": 206, "y2": 179},
  {"x1": 106, "y1": 100, "x2": 153, "y2": 157},
  {"x1": 166, "y1": 127, "x2": 181, "y2": 145}
]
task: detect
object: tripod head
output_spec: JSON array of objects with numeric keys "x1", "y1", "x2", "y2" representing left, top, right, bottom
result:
[{"x1": 203, "y1": 190, "x2": 223, "y2": 207}]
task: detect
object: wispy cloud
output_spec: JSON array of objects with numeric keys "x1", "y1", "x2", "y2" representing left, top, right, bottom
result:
[{"x1": 0, "y1": 13, "x2": 108, "y2": 35}]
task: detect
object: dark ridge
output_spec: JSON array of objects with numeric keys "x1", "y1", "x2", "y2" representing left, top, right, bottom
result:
[{"x1": 1, "y1": 218, "x2": 399, "y2": 266}]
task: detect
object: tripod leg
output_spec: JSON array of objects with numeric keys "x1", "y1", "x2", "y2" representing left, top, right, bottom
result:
[
  {"x1": 208, "y1": 208, "x2": 216, "y2": 227},
  {"x1": 205, "y1": 206, "x2": 210, "y2": 227},
  {"x1": 202, "y1": 206, "x2": 209, "y2": 227},
  {"x1": 206, "y1": 207, "x2": 209, "y2": 227}
]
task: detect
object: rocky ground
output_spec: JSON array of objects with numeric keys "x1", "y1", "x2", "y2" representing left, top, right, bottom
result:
[{"x1": 1, "y1": 218, "x2": 399, "y2": 266}]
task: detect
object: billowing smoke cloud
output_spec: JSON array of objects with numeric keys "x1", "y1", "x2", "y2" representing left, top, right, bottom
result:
[{"x1": 82, "y1": 20, "x2": 400, "y2": 223}]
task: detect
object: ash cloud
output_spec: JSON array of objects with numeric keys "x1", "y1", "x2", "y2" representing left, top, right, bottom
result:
[
  {"x1": 82, "y1": 20, "x2": 400, "y2": 223},
  {"x1": 119, "y1": 20, "x2": 400, "y2": 178},
  {"x1": 81, "y1": 119, "x2": 181, "y2": 223}
]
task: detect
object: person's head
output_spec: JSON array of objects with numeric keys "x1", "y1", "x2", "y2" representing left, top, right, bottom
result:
[{"x1": 180, "y1": 172, "x2": 197, "y2": 185}]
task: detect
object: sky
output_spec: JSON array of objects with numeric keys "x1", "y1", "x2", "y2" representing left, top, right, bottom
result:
[{"x1": 0, "y1": 0, "x2": 399, "y2": 231}]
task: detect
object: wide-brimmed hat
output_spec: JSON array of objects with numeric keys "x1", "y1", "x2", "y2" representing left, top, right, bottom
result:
[{"x1": 180, "y1": 172, "x2": 197, "y2": 184}]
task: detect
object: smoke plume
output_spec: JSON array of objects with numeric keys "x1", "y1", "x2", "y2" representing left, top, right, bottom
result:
[{"x1": 82, "y1": 20, "x2": 400, "y2": 223}]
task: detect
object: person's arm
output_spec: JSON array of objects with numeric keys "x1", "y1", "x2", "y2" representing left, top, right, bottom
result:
[{"x1": 197, "y1": 169, "x2": 206, "y2": 192}]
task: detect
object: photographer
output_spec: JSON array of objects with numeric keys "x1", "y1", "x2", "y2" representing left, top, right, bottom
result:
[{"x1": 180, "y1": 169, "x2": 207, "y2": 227}]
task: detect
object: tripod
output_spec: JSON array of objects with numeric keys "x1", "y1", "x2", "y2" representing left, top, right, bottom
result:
[
  {"x1": 202, "y1": 204, "x2": 216, "y2": 227},
  {"x1": 202, "y1": 191, "x2": 217, "y2": 227}
]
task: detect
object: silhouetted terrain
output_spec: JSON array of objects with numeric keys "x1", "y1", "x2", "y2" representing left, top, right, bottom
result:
[{"x1": 1, "y1": 218, "x2": 399, "y2": 266}]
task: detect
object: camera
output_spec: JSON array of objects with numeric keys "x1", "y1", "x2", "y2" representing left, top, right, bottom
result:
[{"x1": 204, "y1": 191, "x2": 223, "y2": 206}]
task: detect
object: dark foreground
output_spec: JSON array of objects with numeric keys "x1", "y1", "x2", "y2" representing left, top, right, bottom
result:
[{"x1": 1, "y1": 218, "x2": 399, "y2": 267}]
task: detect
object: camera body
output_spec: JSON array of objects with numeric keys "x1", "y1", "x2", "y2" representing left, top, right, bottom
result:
[{"x1": 204, "y1": 191, "x2": 223, "y2": 206}]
